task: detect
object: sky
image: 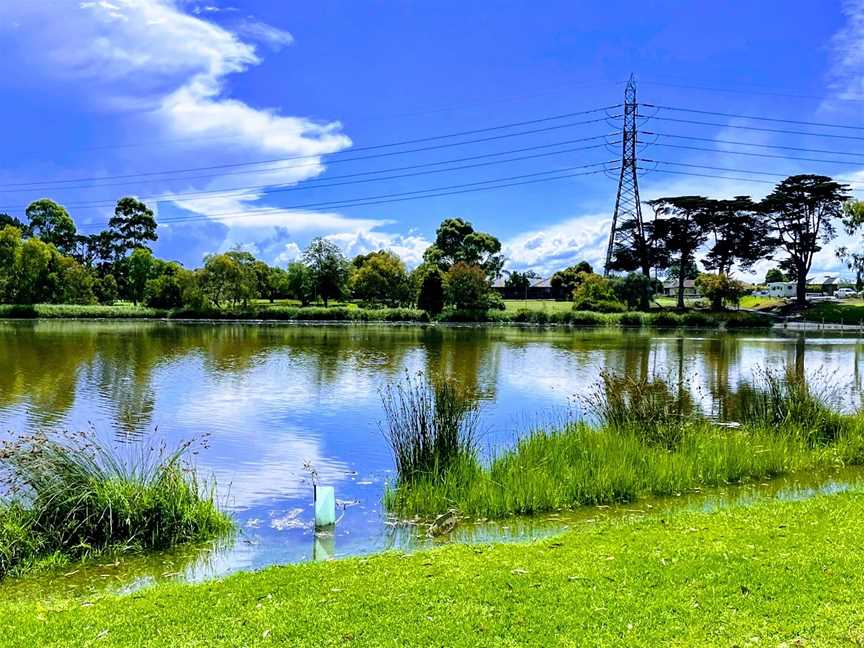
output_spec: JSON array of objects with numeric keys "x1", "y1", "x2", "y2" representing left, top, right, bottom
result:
[{"x1": 0, "y1": 0, "x2": 862, "y2": 280}]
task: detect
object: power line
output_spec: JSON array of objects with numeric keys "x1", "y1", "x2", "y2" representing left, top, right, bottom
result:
[
  {"x1": 0, "y1": 136, "x2": 618, "y2": 208},
  {"x1": 648, "y1": 141, "x2": 864, "y2": 167},
  {"x1": 638, "y1": 78, "x2": 864, "y2": 103},
  {"x1": 649, "y1": 116, "x2": 864, "y2": 142},
  {"x1": 640, "y1": 159, "x2": 864, "y2": 187},
  {"x1": 76, "y1": 164, "x2": 617, "y2": 232},
  {"x1": 0, "y1": 108, "x2": 621, "y2": 190},
  {"x1": 643, "y1": 131, "x2": 864, "y2": 158},
  {"x1": 644, "y1": 103, "x2": 864, "y2": 131}
]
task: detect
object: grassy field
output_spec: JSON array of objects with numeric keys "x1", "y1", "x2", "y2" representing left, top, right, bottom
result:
[
  {"x1": 802, "y1": 299, "x2": 864, "y2": 324},
  {"x1": 502, "y1": 299, "x2": 575, "y2": 313},
  {"x1": 2, "y1": 491, "x2": 864, "y2": 646}
]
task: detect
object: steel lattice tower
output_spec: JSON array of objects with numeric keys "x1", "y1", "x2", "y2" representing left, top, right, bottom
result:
[{"x1": 603, "y1": 75, "x2": 642, "y2": 276}]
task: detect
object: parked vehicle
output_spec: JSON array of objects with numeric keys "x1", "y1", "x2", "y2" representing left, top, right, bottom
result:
[{"x1": 836, "y1": 288, "x2": 858, "y2": 299}]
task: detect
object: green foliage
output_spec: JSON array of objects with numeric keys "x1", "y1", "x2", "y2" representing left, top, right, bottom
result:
[
  {"x1": 415, "y1": 265, "x2": 445, "y2": 314},
  {"x1": 0, "y1": 431, "x2": 232, "y2": 578},
  {"x1": 443, "y1": 262, "x2": 492, "y2": 310},
  {"x1": 108, "y1": 197, "x2": 158, "y2": 257},
  {"x1": 572, "y1": 273, "x2": 624, "y2": 312},
  {"x1": 550, "y1": 263, "x2": 591, "y2": 300},
  {"x1": 126, "y1": 248, "x2": 156, "y2": 305},
  {"x1": 762, "y1": 174, "x2": 851, "y2": 304},
  {"x1": 25, "y1": 199, "x2": 77, "y2": 256},
  {"x1": 423, "y1": 217, "x2": 503, "y2": 279},
  {"x1": 611, "y1": 271, "x2": 654, "y2": 310},
  {"x1": 764, "y1": 267, "x2": 787, "y2": 283},
  {"x1": 349, "y1": 250, "x2": 411, "y2": 306},
  {"x1": 93, "y1": 274, "x2": 119, "y2": 305},
  {"x1": 303, "y1": 238, "x2": 349, "y2": 306},
  {"x1": 284, "y1": 262, "x2": 315, "y2": 305},
  {"x1": 695, "y1": 273, "x2": 748, "y2": 311}
]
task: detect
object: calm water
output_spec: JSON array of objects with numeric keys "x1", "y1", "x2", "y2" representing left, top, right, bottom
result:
[{"x1": 2, "y1": 321, "x2": 864, "y2": 589}]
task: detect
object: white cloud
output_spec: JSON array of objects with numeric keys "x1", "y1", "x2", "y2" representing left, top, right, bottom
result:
[
  {"x1": 502, "y1": 214, "x2": 611, "y2": 276},
  {"x1": 324, "y1": 230, "x2": 432, "y2": 267},
  {"x1": 828, "y1": 0, "x2": 864, "y2": 102}
]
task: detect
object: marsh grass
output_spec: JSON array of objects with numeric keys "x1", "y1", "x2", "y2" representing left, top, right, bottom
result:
[
  {"x1": 379, "y1": 372, "x2": 479, "y2": 484},
  {"x1": 0, "y1": 431, "x2": 232, "y2": 577},
  {"x1": 386, "y1": 368, "x2": 864, "y2": 519}
]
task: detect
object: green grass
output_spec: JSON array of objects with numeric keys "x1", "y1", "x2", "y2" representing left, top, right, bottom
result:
[
  {"x1": 0, "y1": 303, "x2": 774, "y2": 328},
  {"x1": 386, "y1": 368, "x2": 864, "y2": 519},
  {"x1": 801, "y1": 299, "x2": 864, "y2": 325},
  {"x1": 0, "y1": 432, "x2": 232, "y2": 578},
  {"x1": 502, "y1": 299, "x2": 576, "y2": 313},
  {"x1": 3, "y1": 491, "x2": 864, "y2": 646}
]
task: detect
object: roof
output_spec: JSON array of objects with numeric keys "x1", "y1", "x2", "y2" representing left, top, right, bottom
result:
[
  {"x1": 531, "y1": 277, "x2": 553, "y2": 288},
  {"x1": 491, "y1": 276, "x2": 507, "y2": 288}
]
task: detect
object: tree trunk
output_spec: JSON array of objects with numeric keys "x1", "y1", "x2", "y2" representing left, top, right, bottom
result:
[
  {"x1": 796, "y1": 267, "x2": 807, "y2": 306},
  {"x1": 676, "y1": 262, "x2": 686, "y2": 310},
  {"x1": 640, "y1": 265, "x2": 651, "y2": 311}
]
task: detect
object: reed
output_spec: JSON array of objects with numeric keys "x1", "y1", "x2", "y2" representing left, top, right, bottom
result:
[
  {"x1": 0, "y1": 431, "x2": 232, "y2": 577},
  {"x1": 379, "y1": 372, "x2": 479, "y2": 484}
]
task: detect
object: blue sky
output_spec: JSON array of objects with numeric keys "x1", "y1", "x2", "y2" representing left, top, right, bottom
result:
[{"x1": 0, "y1": 0, "x2": 862, "y2": 278}]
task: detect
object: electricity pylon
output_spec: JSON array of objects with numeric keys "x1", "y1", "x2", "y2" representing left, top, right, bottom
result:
[{"x1": 603, "y1": 75, "x2": 643, "y2": 276}]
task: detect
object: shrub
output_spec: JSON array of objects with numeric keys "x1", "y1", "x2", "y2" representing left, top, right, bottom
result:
[
  {"x1": 572, "y1": 274, "x2": 626, "y2": 312},
  {"x1": 443, "y1": 263, "x2": 493, "y2": 311},
  {"x1": 695, "y1": 273, "x2": 748, "y2": 311},
  {"x1": 93, "y1": 274, "x2": 119, "y2": 305}
]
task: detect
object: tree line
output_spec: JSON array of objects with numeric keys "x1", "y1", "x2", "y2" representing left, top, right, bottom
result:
[{"x1": 0, "y1": 172, "x2": 860, "y2": 314}]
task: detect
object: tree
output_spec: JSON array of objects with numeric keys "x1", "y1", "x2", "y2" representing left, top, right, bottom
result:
[
  {"x1": 349, "y1": 250, "x2": 410, "y2": 306},
  {"x1": 127, "y1": 248, "x2": 156, "y2": 305},
  {"x1": 764, "y1": 268, "x2": 788, "y2": 284},
  {"x1": 285, "y1": 262, "x2": 315, "y2": 305},
  {"x1": 16, "y1": 237, "x2": 55, "y2": 304},
  {"x1": 664, "y1": 258, "x2": 700, "y2": 283},
  {"x1": 109, "y1": 197, "x2": 158, "y2": 258},
  {"x1": 572, "y1": 273, "x2": 624, "y2": 312},
  {"x1": 415, "y1": 265, "x2": 445, "y2": 314},
  {"x1": 144, "y1": 263, "x2": 188, "y2": 309},
  {"x1": 701, "y1": 197, "x2": 772, "y2": 275},
  {"x1": 611, "y1": 272, "x2": 655, "y2": 310},
  {"x1": 264, "y1": 266, "x2": 290, "y2": 303},
  {"x1": 607, "y1": 201, "x2": 668, "y2": 303},
  {"x1": 837, "y1": 199, "x2": 864, "y2": 291},
  {"x1": 0, "y1": 226, "x2": 23, "y2": 302},
  {"x1": 303, "y1": 238, "x2": 349, "y2": 307},
  {"x1": 94, "y1": 274, "x2": 119, "y2": 305},
  {"x1": 503, "y1": 270, "x2": 539, "y2": 299},
  {"x1": 443, "y1": 262, "x2": 491, "y2": 310},
  {"x1": 0, "y1": 213, "x2": 30, "y2": 236},
  {"x1": 695, "y1": 273, "x2": 748, "y2": 311},
  {"x1": 423, "y1": 218, "x2": 503, "y2": 279},
  {"x1": 550, "y1": 263, "x2": 592, "y2": 300},
  {"x1": 761, "y1": 174, "x2": 851, "y2": 305},
  {"x1": 25, "y1": 199, "x2": 77, "y2": 255},
  {"x1": 649, "y1": 196, "x2": 711, "y2": 310},
  {"x1": 201, "y1": 254, "x2": 240, "y2": 308}
]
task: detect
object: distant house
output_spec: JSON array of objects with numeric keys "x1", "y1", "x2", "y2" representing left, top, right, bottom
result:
[
  {"x1": 819, "y1": 276, "x2": 840, "y2": 295},
  {"x1": 528, "y1": 276, "x2": 555, "y2": 300},
  {"x1": 662, "y1": 279, "x2": 698, "y2": 297}
]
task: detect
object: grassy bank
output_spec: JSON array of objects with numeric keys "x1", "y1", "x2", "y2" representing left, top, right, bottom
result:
[
  {"x1": 2, "y1": 491, "x2": 864, "y2": 646},
  {"x1": 0, "y1": 433, "x2": 232, "y2": 578},
  {"x1": 0, "y1": 303, "x2": 773, "y2": 328},
  {"x1": 386, "y1": 369, "x2": 863, "y2": 518}
]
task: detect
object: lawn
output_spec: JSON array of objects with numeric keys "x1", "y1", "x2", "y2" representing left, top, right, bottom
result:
[
  {"x1": 3, "y1": 491, "x2": 864, "y2": 646},
  {"x1": 502, "y1": 299, "x2": 575, "y2": 313},
  {"x1": 802, "y1": 299, "x2": 864, "y2": 325}
]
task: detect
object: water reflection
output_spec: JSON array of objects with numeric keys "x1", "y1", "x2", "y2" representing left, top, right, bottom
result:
[{"x1": 2, "y1": 321, "x2": 864, "y2": 588}]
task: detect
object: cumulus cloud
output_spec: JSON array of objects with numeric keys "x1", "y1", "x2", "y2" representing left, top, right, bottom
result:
[
  {"x1": 324, "y1": 230, "x2": 432, "y2": 267},
  {"x1": 501, "y1": 214, "x2": 611, "y2": 276}
]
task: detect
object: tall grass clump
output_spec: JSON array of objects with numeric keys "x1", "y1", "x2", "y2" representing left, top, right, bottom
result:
[
  {"x1": 385, "y1": 366, "x2": 864, "y2": 520},
  {"x1": 583, "y1": 371, "x2": 698, "y2": 448},
  {"x1": 0, "y1": 431, "x2": 232, "y2": 577},
  {"x1": 380, "y1": 372, "x2": 480, "y2": 484},
  {"x1": 734, "y1": 367, "x2": 848, "y2": 444}
]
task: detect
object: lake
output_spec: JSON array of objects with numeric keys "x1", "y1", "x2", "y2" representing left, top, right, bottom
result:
[{"x1": 2, "y1": 321, "x2": 864, "y2": 588}]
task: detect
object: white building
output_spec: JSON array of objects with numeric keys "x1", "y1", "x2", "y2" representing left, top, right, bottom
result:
[{"x1": 767, "y1": 281, "x2": 796, "y2": 298}]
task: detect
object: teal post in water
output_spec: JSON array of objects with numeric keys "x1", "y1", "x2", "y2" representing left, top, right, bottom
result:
[{"x1": 314, "y1": 485, "x2": 336, "y2": 527}]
